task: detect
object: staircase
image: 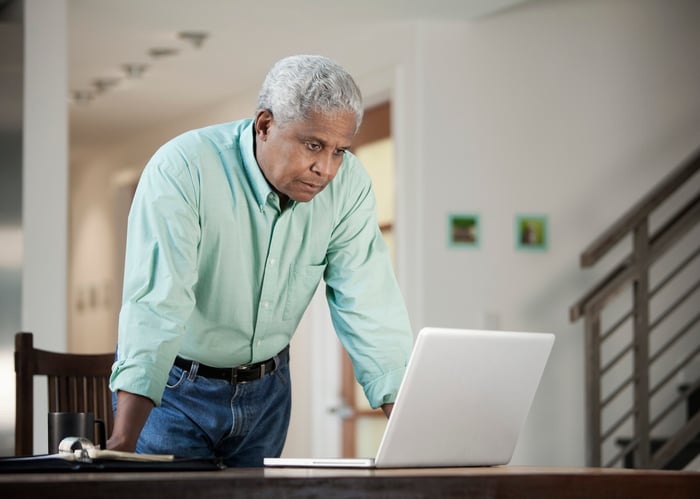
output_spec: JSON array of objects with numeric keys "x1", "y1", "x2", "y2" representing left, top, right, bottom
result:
[{"x1": 570, "y1": 147, "x2": 700, "y2": 469}]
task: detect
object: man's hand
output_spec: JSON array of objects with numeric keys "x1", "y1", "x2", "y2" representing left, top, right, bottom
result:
[
  {"x1": 106, "y1": 390, "x2": 154, "y2": 451},
  {"x1": 381, "y1": 403, "x2": 394, "y2": 419}
]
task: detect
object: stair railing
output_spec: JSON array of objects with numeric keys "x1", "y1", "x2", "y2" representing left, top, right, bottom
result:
[{"x1": 570, "y1": 147, "x2": 700, "y2": 468}]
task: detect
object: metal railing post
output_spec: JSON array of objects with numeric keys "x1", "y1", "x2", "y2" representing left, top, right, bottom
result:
[
  {"x1": 584, "y1": 310, "x2": 602, "y2": 466},
  {"x1": 632, "y1": 219, "x2": 651, "y2": 467}
]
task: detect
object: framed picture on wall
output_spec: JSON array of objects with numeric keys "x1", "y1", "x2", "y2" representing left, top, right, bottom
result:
[
  {"x1": 515, "y1": 214, "x2": 548, "y2": 251},
  {"x1": 448, "y1": 213, "x2": 480, "y2": 248}
]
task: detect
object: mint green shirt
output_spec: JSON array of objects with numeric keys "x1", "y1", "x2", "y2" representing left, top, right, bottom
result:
[{"x1": 110, "y1": 119, "x2": 413, "y2": 408}]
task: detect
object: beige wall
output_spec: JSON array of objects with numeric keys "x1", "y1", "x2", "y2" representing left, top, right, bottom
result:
[{"x1": 410, "y1": 0, "x2": 700, "y2": 465}]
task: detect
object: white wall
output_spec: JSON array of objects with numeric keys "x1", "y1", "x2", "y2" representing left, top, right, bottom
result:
[
  {"x1": 22, "y1": 0, "x2": 69, "y2": 455},
  {"x1": 409, "y1": 0, "x2": 700, "y2": 465},
  {"x1": 23, "y1": 0, "x2": 68, "y2": 348},
  {"x1": 61, "y1": 0, "x2": 700, "y2": 465}
]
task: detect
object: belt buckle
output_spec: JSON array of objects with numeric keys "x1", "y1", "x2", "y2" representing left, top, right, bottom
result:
[{"x1": 232, "y1": 363, "x2": 252, "y2": 385}]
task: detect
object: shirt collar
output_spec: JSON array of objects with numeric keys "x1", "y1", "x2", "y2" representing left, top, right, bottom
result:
[
  {"x1": 239, "y1": 119, "x2": 299, "y2": 213},
  {"x1": 239, "y1": 119, "x2": 274, "y2": 211}
]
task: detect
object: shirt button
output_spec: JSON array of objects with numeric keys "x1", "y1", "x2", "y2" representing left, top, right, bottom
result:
[
  {"x1": 263, "y1": 301, "x2": 270, "y2": 309},
  {"x1": 269, "y1": 258, "x2": 276, "y2": 266}
]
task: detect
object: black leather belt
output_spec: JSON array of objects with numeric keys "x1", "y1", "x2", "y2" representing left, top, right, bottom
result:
[{"x1": 174, "y1": 346, "x2": 289, "y2": 384}]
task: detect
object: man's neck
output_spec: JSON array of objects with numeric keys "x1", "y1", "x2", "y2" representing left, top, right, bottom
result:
[
  {"x1": 253, "y1": 125, "x2": 290, "y2": 212},
  {"x1": 278, "y1": 194, "x2": 290, "y2": 212}
]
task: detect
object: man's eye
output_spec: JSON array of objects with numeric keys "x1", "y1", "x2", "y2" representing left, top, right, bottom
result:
[
  {"x1": 306, "y1": 142, "x2": 322, "y2": 152},
  {"x1": 334, "y1": 149, "x2": 347, "y2": 157}
]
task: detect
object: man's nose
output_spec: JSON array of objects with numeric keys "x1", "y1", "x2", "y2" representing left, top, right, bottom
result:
[{"x1": 311, "y1": 152, "x2": 336, "y2": 177}]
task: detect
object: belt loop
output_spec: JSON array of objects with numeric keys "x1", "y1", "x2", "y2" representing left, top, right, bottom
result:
[
  {"x1": 272, "y1": 349, "x2": 282, "y2": 371},
  {"x1": 187, "y1": 361, "x2": 199, "y2": 381}
]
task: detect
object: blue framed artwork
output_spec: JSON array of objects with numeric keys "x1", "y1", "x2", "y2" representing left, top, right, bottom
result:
[
  {"x1": 515, "y1": 214, "x2": 548, "y2": 251},
  {"x1": 448, "y1": 213, "x2": 480, "y2": 248}
]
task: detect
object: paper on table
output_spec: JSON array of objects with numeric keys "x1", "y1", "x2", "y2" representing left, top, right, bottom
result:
[
  {"x1": 54, "y1": 436, "x2": 174, "y2": 462},
  {"x1": 0, "y1": 450, "x2": 173, "y2": 463},
  {"x1": 81, "y1": 448, "x2": 174, "y2": 462}
]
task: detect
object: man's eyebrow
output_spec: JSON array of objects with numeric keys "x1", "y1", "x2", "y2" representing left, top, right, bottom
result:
[
  {"x1": 300, "y1": 134, "x2": 352, "y2": 150},
  {"x1": 302, "y1": 135, "x2": 325, "y2": 144}
]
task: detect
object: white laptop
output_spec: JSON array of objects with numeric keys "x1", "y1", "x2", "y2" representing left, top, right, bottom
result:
[{"x1": 264, "y1": 327, "x2": 555, "y2": 468}]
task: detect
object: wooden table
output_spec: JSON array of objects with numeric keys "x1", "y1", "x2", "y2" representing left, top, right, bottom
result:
[{"x1": 0, "y1": 466, "x2": 698, "y2": 498}]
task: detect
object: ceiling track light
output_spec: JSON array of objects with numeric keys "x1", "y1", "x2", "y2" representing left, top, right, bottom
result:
[
  {"x1": 92, "y1": 77, "x2": 121, "y2": 94},
  {"x1": 123, "y1": 63, "x2": 149, "y2": 79},
  {"x1": 73, "y1": 28, "x2": 210, "y2": 106},
  {"x1": 178, "y1": 30, "x2": 209, "y2": 49},
  {"x1": 149, "y1": 47, "x2": 180, "y2": 59},
  {"x1": 72, "y1": 90, "x2": 94, "y2": 105}
]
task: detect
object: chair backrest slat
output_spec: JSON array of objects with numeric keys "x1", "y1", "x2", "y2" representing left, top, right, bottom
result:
[{"x1": 14, "y1": 332, "x2": 115, "y2": 456}]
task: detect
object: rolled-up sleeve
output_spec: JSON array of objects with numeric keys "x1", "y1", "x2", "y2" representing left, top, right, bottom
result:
[
  {"x1": 110, "y1": 147, "x2": 201, "y2": 406},
  {"x1": 324, "y1": 162, "x2": 413, "y2": 409}
]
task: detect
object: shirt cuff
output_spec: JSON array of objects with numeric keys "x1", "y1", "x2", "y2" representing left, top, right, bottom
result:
[
  {"x1": 109, "y1": 359, "x2": 169, "y2": 407},
  {"x1": 362, "y1": 365, "x2": 407, "y2": 409}
]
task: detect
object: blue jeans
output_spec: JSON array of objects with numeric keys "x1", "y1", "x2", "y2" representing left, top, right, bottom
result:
[{"x1": 119, "y1": 352, "x2": 291, "y2": 467}]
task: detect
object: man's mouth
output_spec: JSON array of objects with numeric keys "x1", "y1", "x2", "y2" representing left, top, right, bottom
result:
[{"x1": 300, "y1": 180, "x2": 323, "y2": 190}]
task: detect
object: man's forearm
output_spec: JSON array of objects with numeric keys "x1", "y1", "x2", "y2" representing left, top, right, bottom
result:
[
  {"x1": 106, "y1": 390, "x2": 154, "y2": 451},
  {"x1": 381, "y1": 403, "x2": 394, "y2": 418}
]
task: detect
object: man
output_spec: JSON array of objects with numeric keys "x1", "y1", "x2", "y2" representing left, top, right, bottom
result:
[{"x1": 108, "y1": 54, "x2": 413, "y2": 467}]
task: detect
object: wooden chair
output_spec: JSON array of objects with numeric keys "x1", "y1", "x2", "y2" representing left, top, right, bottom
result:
[{"x1": 14, "y1": 331, "x2": 115, "y2": 455}]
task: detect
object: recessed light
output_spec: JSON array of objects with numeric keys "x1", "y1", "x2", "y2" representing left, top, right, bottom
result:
[
  {"x1": 92, "y1": 77, "x2": 120, "y2": 93},
  {"x1": 72, "y1": 90, "x2": 94, "y2": 105},
  {"x1": 122, "y1": 63, "x2": 149, "y2": 79},
  {"x1": 178, "y1": 31, "x2": 209, "y2": 49},
  {"x1": 148, "y1": 47, "x2": 180, "y2": 58}
]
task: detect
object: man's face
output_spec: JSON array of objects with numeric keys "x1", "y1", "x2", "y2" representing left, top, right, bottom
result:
[{"x1": 254, "y1": 109, "x2": 356, "y2": 203}]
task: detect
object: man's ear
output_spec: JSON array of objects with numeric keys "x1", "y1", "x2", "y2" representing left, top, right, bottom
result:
[{"x1": 255, "y1": 109, "x2": 274, "y2": 141}]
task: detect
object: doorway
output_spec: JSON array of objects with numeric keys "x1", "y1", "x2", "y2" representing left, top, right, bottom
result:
[{"x1": 343, "y1": 102, "x2": 394, "y2": 457}]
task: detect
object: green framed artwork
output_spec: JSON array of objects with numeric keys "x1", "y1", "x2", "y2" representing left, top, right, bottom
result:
[
  {"x1": 448, "y1": 213, "x2": 480, "y2": 248},
  {"x1": 515, "y1": 214, "x2": 548, "y2": 251}
]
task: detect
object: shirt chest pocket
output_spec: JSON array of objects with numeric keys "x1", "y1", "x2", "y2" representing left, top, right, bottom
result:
[{"x1": 282, "y1": 264, "x2": 327, "y2": 321}]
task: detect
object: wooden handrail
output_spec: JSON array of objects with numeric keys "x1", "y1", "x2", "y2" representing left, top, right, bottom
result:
[
  {"x1": 580, "y1": 147, "x2": 700, "y2": 267},
  {"x1": 571, "y1": 144, "x2": 700, "y2": 469},
  {"x1": 651, "y1": 412, "x2": 700, "y2": 469},
  {"x1": 570, "y1": 191, "x2": 700, "y2": 320}
]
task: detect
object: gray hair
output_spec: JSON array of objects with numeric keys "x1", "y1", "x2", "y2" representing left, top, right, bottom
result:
[{"x1": 256, "y1": 55, "x2": 364, "y2": 133}]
